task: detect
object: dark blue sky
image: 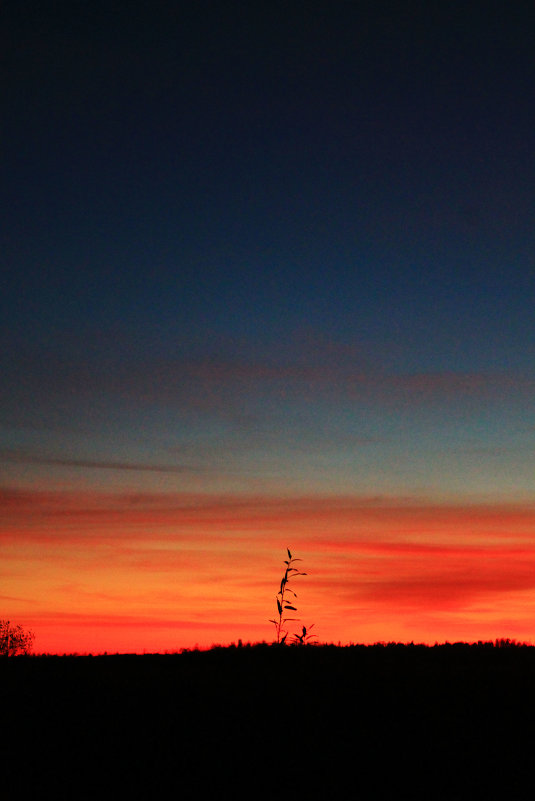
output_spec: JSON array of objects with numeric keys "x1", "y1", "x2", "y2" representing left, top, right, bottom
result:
[{"x1": 2, "y1": 1, "x2": 535, "y2": 499}]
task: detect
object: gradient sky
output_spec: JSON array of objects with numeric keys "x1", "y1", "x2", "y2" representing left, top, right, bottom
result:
[{"x1": 2, "y1": 1, "x2": 535, "y2": 653}]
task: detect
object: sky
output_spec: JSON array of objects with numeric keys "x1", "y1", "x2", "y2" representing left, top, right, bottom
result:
[{"x1": 2, "y1": 1, "x2": 535, "y2": 653}]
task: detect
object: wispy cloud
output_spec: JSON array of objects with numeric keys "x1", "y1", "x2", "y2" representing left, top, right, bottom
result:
[
  {"x1": 0, "y1": 448, "x2": 206, "y2": 474},
  {"x1": 452, "y1": 444, "x2": 535, "y2": 456},
  {"x1": 3, "y1": 486, "x2": 534, "y2": 544},
  {"x1": 26, "y1": 610, "x2": 235, "y2": 630},
  {"x1": 3, "y1": 341, "x2": 534, "y2": 429}
]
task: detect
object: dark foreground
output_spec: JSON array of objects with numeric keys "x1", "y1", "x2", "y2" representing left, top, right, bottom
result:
[{"x1": 3, "y1": 642, "x2": 534, "y2": 799}]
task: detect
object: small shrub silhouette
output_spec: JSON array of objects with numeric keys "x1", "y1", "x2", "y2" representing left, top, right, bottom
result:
[
  {"x1": 0, "y1": 619, "x2": 35, "y2": 656},
  {"x1": 292, "y1": 624, "x2": 317, "y2": 645},
  {"x1": 269, "y1": 548, "x2": 314, "y2": 644}
]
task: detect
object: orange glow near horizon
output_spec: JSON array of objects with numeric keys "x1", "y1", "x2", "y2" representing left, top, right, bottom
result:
[{"x1": 2, "y1": 486, "x2": 535, "y2": 653}]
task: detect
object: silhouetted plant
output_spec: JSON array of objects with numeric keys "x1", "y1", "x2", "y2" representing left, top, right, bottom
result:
[
  {"x1": 269, "y1": 548, "x2": 313, "y2": 644},
  {"x1": 292, "y1": 624, "x2": 318, "y2": 645},
  {"x1": 0, "y1": 619, "x2": 35, "y2": 656}
]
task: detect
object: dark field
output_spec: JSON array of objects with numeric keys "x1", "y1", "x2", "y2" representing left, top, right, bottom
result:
[{"x1": 3, "y1": 642, "x2": 534, "y2": 799}]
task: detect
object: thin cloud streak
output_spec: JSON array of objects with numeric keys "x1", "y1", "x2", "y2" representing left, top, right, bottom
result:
[
  {"x1": 0, "y1": 449, "x2": 207, "y2": 474},
  {"x1": 4, "y1": 344, "x2": 534, "y2": 421},
  {"x1": 310, "y1": 555, "x2": 535, "y2": 608},
  {"x1": 3, "y1": 486, "x2": 534, "y2": 532},
  {"x1": 27, "y1": 611, "x2": 241, "y2": 630}
]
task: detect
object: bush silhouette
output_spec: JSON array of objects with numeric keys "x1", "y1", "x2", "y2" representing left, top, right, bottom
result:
[{"x1": 0, "y1": 619, "x2": 35, "y2": 656}]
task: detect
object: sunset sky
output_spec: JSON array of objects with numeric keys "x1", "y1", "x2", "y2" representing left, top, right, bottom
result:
[{"x1": 2, "y1": 1, "x2": 535, "y2": 653}]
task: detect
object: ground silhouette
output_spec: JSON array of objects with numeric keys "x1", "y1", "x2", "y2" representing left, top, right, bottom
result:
[{"x1": 3, "y1": 641, "x2": 534, "y2": 799}]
